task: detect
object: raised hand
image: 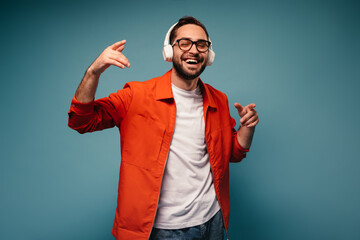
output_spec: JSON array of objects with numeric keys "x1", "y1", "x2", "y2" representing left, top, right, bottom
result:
[
  {"x1": 88, "y1": 40, "x2": 131, "y2": 76},
  {"x1": 75, "y1": 41, "x2": 131, "y2": 103},
  {"x1": 234, "y1": 103, "x2": 259, "y2": 128},
  {"x1": 233, "y1": 103, "x2": 259, "y2": 149}
]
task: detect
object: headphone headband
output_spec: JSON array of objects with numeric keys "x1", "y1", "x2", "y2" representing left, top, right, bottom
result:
[{"x1": 163, "y1": 23, "x2": 178, "y2": 47}]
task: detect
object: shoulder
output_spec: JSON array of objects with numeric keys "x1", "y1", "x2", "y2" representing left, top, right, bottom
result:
[
  {"x1": 117, "y1": 72, "x2": 171, "y2": 102},
  {"x1": 124, "y1": 73, "x2": 166, "y2": 90}
]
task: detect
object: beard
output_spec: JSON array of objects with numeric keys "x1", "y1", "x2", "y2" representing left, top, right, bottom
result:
[{"x1": 172, "y1": 53, "x2": 207, "y2": 81}]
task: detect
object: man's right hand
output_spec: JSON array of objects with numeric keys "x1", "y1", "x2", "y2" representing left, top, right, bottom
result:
[
  {"x1": 88, "y1": 40, "x2": 131, "y2": 76},
  {"x1": 74, "y1": 40, "x2": 130, "y2": 103}
]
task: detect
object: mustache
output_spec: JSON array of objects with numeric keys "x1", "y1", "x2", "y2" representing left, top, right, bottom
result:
[{"x1": 181, "y1": 53, "x2": 202, "y2": 60}]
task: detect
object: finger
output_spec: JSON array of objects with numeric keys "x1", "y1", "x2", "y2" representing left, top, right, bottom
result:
[
  {"x1": 245, "y1": 118, "x2": 259, "y2": 128},
  {"x1": 234, "y1": 103, "x2": 246, "y2": 117},
  {"x1": 240, "y1": 109, "x2": 258, "y2": 124},
  {"x1": 245, "y1": 103, "x2": 256, "y2": 110},
  {"x1": 109, "y1": 52, "x2": 130, "y2": 68},
  {"x1": 110, "y1": 40, "x2": 126, "y2": 50},
  {"x1": 240, "y1": 111, "x2": 253, "y2": 125},
  {"x1": 234, "y1": 102, "x2": 243, "y2": 111},
  {"x1": 115, "y1": 44, "x2": 125, "y2": 52},
  {"x1": 109, "y1": 51, "x2": 130, "y2": 67},
  {"x1": 242, "y1": 114, "x2": 258, "y2": 127},
  {"x1": 107, "y1": 59, "x2": 126, "y2": 69}
]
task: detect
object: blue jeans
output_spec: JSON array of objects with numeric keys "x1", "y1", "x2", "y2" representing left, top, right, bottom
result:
[{"x1": 149, "y1": 210, "x2": 225, "y2": 240}]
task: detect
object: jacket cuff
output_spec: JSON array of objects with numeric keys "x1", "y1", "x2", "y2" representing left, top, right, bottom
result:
[
  {"x1": 68, "y1": 96, "x2": 95, "y2": 115},
  {"x1": 233, "y1": 136, "x2": 250, "y2": 156}
]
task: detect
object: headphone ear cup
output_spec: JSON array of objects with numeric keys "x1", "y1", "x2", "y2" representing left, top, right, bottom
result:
[
  {"x1": 206, "y1": 49, "x2": 215, "y2": 66},
  {"x1": 162, "y1": 45, "x2": 173, "y2": 62}
]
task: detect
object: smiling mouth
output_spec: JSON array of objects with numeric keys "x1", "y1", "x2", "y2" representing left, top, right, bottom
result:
[{"x1": 184, "y1": 59, "x2": 199, "y2": 65}]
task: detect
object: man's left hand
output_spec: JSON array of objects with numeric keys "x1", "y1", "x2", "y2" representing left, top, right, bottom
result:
[{"x1": 234, "y1": 103, "x2": 259, "y2": 128}]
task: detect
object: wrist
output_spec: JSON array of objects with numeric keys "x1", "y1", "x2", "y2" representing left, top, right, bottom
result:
[
  {"x1": 86, "y1": 65, "x2": 101, "y2": 78},
  {"x1": 237, "y1": 126, "x2": 255, "y2": 149}
]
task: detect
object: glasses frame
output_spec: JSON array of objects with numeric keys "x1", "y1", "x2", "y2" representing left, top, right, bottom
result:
[{"x1": 172, "y1": 38, "x2": 211, "y2": 53}]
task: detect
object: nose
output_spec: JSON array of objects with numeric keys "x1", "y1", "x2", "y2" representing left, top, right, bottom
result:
[{"x1": 188, "y1": 43, "x2": 199, "y2": 54}]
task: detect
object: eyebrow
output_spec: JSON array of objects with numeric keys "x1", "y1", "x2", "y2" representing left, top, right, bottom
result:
[{"x1": 177, "y1": 37, "x2": 208, "y2": 42}]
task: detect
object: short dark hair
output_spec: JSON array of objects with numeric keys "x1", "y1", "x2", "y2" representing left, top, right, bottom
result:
[{"x1": 169, "y1": 16, "x2": 209, "y2": 45}]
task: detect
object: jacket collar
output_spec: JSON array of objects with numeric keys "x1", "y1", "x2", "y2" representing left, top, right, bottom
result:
[
  {"x1": 155, "y1": 70, "x2": 174, "y2": 100},
  {"x1": 155, "y1": 69, "x2": 217, "y2": 109}
]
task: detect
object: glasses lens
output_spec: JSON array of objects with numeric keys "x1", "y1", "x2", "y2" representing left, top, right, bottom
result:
[
  {"x1": 196, "y1": 40, "x2": 209, "y2": 52},
  {"x1": 178, "y1": 39, "x2": 192, "y2": 51}
]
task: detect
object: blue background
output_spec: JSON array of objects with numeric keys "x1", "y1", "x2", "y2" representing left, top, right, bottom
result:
[{"x1": 1, "y1": 0, "x2": 359, "y2": 239}]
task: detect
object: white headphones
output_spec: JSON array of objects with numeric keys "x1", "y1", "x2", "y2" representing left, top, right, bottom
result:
[{"x1": 162, "y1": 23, "x2": 215, "y2": 66}]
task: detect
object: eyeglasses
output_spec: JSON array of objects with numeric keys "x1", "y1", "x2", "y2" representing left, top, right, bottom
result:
[{"x1": 172, "y1": 38, "x2": 211, "y2": 53}]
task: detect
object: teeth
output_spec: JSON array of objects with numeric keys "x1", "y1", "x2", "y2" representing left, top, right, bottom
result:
[{"x1": 185, "y1": 59, "x2": 198, "y2": 64}]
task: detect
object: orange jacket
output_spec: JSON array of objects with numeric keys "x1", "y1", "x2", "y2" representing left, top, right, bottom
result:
[{"x1": 68, "y1": 70, "x2": 249, "y2": 239}]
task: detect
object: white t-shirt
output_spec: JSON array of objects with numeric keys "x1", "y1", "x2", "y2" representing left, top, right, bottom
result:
[{"x1": 153, "y1": 84, "x2": 220, "y2": 229}]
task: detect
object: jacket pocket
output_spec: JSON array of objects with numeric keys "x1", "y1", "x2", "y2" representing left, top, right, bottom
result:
[
  {"x1": 121, "y1": 114, "x2": 166, "y2": 171},
  {"x1": 208, "y1": 123, "x2": 232, "y2": 179}
]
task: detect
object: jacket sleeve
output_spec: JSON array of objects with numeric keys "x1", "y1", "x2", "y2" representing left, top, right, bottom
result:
[
  {"x1": 68, "y1": 83, "x2": 132, "y2": 134},
  {"x1": 230, "y1": 116, "x2": 250, "y2": 163}
]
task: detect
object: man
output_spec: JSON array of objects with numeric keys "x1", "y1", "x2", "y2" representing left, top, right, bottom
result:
[{"x1": 68, "y1": 16, "x2": 259, "y2": 240}]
